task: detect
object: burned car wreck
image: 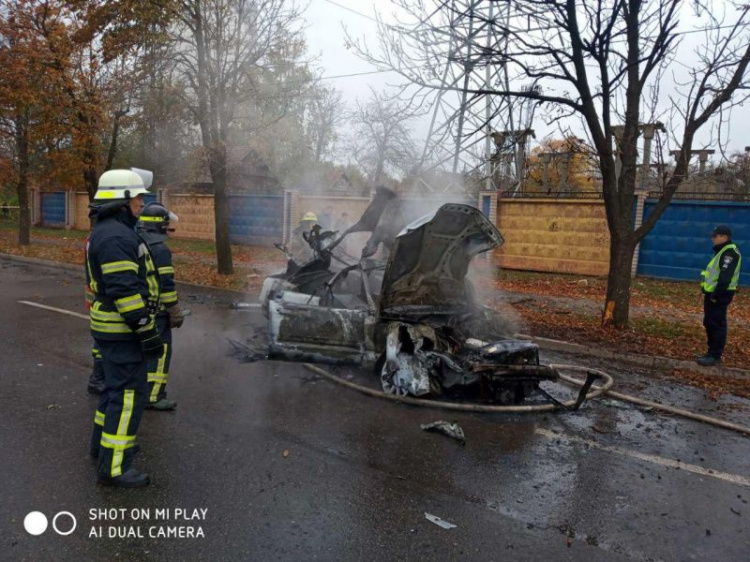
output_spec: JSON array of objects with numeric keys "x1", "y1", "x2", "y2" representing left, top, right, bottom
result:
[{"x1": 260, "y1": 197, "x2": 596, "y2": 406}]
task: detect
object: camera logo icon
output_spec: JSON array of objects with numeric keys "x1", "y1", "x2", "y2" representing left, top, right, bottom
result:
[{"x1": 24, "y1": 511, "x2": 77, "y2": 536}]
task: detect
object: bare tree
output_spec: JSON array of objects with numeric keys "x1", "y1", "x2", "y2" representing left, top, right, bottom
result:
[
  {"x1": 348, "y1": 89, "x2": 419, "y2": 185},
  {"x1": 169, "y1": 0, "x2": 303, "y2": 274},
  {"x1": 354, "y1": 0, "x2": 750, "y2": 327},
  {"x1": 307, "y1": 84, "x2": 343, "y2": 164}
]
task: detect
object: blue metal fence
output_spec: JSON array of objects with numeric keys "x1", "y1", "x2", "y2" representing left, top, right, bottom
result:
[
  {"x1": 481, "y1": 195, "x2": 491, "y2": 217},
  {"x1": 40, "y1": 192, "x2": 66, "y2": 227},
  {"x1": 229, "y1": 194, "x2": 284, "y2": 246},
  {"x1": 637, "y1": 199, "x2": 749, "y2": 286}
]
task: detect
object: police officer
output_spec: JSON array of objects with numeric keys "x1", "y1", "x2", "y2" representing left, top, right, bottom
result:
[
  {"x1": 87, "y1": 169, "x2": 163, "y2": 488},
  {"x1": 136, "y1": 202, "x2": 184, "y2": 410},
  {"x1": 698, "y1": 225, "x2": 742, "y2": 366}
]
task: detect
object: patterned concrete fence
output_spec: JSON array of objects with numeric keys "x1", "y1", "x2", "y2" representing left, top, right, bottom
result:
[
  {"x1": 74, "y1": 192, "x2": 90, "y2": 230},
  {"x1": 294, "y1": 194, "x2": 371, "y2": 243},
  {"x1": 493, "y1": 197, "x2": 610, "y2": 276},
  {"x1": 162, "y1": 193, "x2": 216, "y2": 241}
]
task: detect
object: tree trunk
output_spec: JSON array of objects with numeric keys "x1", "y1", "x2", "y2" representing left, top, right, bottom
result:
[
  {"x1": 84, "y1": 164, "x2": 99, "y2": 201},
  {"x1": 105, "y1": 109, "x2": 128, "y2": 172},
  {"x1": 14, "y1": 114, "x2": 31, "y2": 246},
  {"x1": 210, "y1": 144, "x2": 234, "y2": 274},
  {"x1": 602, "y1": 234, "x2": 636, "y2": 328}
]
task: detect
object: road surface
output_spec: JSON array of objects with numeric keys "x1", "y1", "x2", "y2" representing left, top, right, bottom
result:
[{"x1": 1, "y1": 258, "x2": 748, "y2": 561}]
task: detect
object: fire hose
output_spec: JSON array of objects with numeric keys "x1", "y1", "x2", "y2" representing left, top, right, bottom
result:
[{"x1": 302, "y1": 363, "x2": 750, "y2": 437}]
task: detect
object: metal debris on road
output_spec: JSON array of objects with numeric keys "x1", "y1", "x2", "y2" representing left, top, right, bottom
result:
[
  {"x1": 227, "y1": 338, "x2": 267, "y2": 363},
  {"x1": 231, "y1": 302, "x2": 261, "y2": 310},
  {"x1": 421, "y1": 421, "x2": 466, "y2": 445},
  {"x1": 424, "y1": 513, "x2": 457, "y2": 530}
]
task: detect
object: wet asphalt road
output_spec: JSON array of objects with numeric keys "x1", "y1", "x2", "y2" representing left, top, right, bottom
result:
[{"x1": 1, "y1": 258, "x2": 749, "y2": 562}]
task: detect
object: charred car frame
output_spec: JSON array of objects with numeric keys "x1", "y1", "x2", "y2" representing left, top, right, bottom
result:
[{"x1": 260, "y1": 195, "x2": 597, "y2": 407}]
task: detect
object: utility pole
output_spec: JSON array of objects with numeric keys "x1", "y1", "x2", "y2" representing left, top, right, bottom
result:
[
  {"x1": 670, "y1": 149, "x2": 716, "y2": 175},
  {"x1": 639, "y1": 122, "x2": 666, "y2": 190}
]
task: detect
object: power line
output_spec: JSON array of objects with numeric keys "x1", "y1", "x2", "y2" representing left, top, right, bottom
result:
[
  {"x1": 319, "y1": 0, "x2": 745, "y2": 38},
  {"x1": 318, "y1": 68, "x2": 394, "y2": 80},
  {"x1": 320, "y1": 0, "x2": 378, "y2": 23}
]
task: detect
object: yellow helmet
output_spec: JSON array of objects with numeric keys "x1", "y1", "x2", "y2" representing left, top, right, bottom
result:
[
  {"x1": 301, "y1": 211, "x2": 318, "y2": 222},
  {"x1": 93, "y1": 169, "x2": 151, "y2": 201}
]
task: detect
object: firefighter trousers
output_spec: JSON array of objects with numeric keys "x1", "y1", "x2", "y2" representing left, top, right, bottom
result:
[
  {"x1": 147, "y1": 315, "x2": 173, "y2": 403},
  {"x1": 90, "y1": 338, "x2": 148, "y2": 478}
]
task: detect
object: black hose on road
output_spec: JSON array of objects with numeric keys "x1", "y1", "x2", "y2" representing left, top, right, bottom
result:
[{"x1": 302, "y1": 363, "x2": 750, "y2": 436}]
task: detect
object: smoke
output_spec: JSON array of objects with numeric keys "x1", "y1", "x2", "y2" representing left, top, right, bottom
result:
[{"x1": 469, "y1": 262, "x2": 524, "y2": 339}]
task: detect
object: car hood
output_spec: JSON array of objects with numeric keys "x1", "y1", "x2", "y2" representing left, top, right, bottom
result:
[{"x1": 378, "y1": 203, "x2": 503, "y2": 316}]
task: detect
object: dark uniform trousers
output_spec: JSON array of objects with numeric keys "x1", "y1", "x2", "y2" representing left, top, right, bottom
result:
[
  {"x1": 148, "y1": 314, "x2": 173, "y2": 403},
  {"x1": 91, "y1": 339, "x2": 149, "y2": 477},
  {"x1": 703, "y1": 292, "x2": 734, "y2": 359}
]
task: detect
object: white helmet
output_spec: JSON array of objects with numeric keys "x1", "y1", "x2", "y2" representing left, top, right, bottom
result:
[{"x1": 93, "y1": 169, "x2": 151, "y2": 201}]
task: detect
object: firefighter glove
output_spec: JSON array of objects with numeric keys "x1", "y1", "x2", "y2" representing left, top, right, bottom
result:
[{"x1": 168, "y1": 304, "x2": 185, "y2": 329}]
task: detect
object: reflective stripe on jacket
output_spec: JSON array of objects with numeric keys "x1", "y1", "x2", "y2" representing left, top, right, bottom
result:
[
  {"x1": 85, "y1": 211, "x2": 161, "y2": 340},
  {"x1": 148, "y1": 241, "x2": 178, "y2": 311}
]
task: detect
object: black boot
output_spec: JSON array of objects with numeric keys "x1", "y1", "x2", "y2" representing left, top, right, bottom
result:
[
  {"x1": 97, "y1": 468, "x2": 150, "y2": 488},
  {"x1": 87, "y1": 360, "x2": 105, "y2": 395},
  {"x1": 146, "y1": 397, "x2": 177, "y2": 411},
  {"x1": 697, "y1": 355, "x2": 721, "y2": 367}
]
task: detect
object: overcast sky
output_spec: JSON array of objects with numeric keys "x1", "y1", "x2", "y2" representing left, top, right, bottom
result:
[{"x1": 302, "y1": 0, "x2": 750, "y2": 165}]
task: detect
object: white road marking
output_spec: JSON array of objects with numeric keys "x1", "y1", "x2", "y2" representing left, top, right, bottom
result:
[
  {"x1": 15, "y1": 296, "x2": 750, "y2": 489},
  {"x1": 18, "y1": 300, "x2": 88, "y2": 320},
  {"x1": 536, "y1": 428, "x2": 750, "y2": 488}
]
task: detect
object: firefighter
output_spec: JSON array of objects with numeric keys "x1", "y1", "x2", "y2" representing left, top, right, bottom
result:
[
  {"x1": 289, "y1": 211, "x2": 318, "y2": 263},
  {"x1": 86, "y1": 169, "x2": 163, "y2": 488},
  {"x1": 136, "y1": 202, "x2": 184, "y2": 410},
  {"x1": 697, "y1": 225, "x2": 742, "y2": 367},
  {"x1": 85, "y1": 238, "x2": 105, "y2": 395}
]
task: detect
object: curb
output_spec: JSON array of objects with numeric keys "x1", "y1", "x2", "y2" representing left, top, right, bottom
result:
[
  {"x1": 520, "y1": 334, "x2": 750, "y2": 380},
  {"x1": 0, "y1": 252, "x2": 250, "y2": 296},
  {"x1": 3, "y1": 252, "x2": 748, "y2": 379},
  {"x1": 0, "y1": 253, "x2": 82, "y2": 274}
]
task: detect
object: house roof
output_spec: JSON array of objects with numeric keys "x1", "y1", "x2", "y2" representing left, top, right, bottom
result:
[{"x1": 186, "y1": 146, "x2": 274, "y2": 185}]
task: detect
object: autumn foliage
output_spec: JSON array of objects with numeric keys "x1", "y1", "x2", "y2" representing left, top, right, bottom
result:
[
  {"x1": 524, "y1": 136, "x2": 600, "y2": 195},
  {"x1": 0, "y1": 0, "x2": 173, "y2": 244}
]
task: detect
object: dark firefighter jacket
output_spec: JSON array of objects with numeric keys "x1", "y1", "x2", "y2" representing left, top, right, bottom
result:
[
  {"x1": 145, "y1": 239, "x2": 178, "y2": 313},
  {"x1": 85, "y1": 207, "x2": 160, "y2": 340}
]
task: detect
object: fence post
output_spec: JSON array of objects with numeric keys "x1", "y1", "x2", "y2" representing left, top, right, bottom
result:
[
  {"x1": 284, "y1": 190, "x2": 300, "y2": 243},
  {"x1": 31, "y1": 189, "x2": 40, "y2": 226},
  {"x1": 65, "y1": 190, "x2": 73, "y2": 230},
  {"x1": 478, "y1": 190, "x2": 498, "y2": 261},
  {"x1": 477, "y1": 190, "x2": 498, "y2": 224},
  {"x1": 631, "y1": 189, "x2": 648, "y2": 278}
]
